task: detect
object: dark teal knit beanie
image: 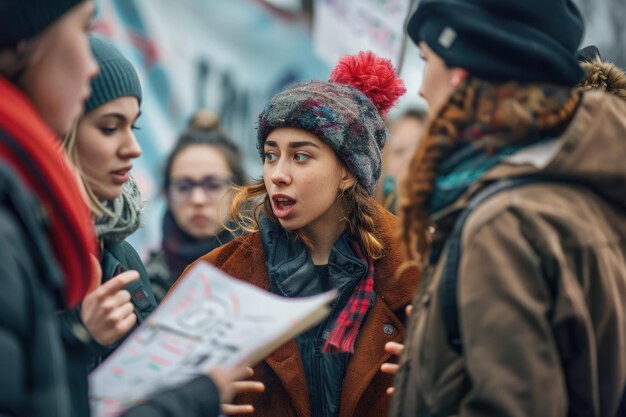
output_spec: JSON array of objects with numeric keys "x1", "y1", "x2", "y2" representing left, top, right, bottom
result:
[
  {"x1": 406, "y1": 0, "x2": 585, "y2": 86},
  {"x1": 0, "y1": 0, "x2": 85, "y2": 49},
  {"x1": 85, "y1": 36, "x2": 142, "y2": 113}
]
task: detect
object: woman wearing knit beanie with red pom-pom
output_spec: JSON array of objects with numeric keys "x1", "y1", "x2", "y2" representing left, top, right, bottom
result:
[{"x1": 175, "y1": 51, "x2": 419, "y2": 417}]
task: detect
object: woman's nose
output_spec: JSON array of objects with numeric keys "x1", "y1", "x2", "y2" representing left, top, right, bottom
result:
[
  {"x1": 120, "y1": 132, "x2": 142, "y2": 159},
  {"x1": 189, "y1": 185, "x2": 209, "y2": 205},
  {"x1": 270, "y1": 160, "x2": 291, "y2": 186}
]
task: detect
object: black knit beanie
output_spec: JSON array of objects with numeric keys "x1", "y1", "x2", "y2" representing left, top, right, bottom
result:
[
  {"x1": 85, "y1": 36, "x2": 142, "y2": 113},
  {"x1": 407, "y1": 0, "x2": 585, "y2": 86},
  {"x1": 0, "y1": 0, "x2": 85, "y2": 49}
]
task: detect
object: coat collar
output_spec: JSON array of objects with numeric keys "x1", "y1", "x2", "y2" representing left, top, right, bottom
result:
[{"x1": 259, "y1": 214, "x2": 367, "y2": 298}]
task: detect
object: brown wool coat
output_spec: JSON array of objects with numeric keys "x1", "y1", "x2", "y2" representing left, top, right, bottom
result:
[{"x1": 188, "y1": 203, "x2": 419, "y2": 417}]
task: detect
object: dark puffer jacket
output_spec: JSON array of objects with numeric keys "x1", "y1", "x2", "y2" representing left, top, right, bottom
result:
[
  {"x1": 59, "y1": 240, "x2": 158, "y2": 417},
  {"x1": 0, "y1": 162, "x2": 73, "y2": 417},
  {"x1": 0, "y1": 162, "x2": 223, "y2": 417},
  {"x1": 259, "y1": 215, "x2": 369, "y2": 417}
]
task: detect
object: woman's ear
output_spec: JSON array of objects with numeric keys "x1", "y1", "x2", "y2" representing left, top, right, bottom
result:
[
  {"x1": 339, "y1": 169, "x2": 357, "y2": 192},
  {"x1": 450, "y1": 67, "x2": 469, "y2": 88},
  {"x1": 0, "y1": 39, "x2": 45, "y2": 80},
  {"x1": 0, "y1": 40, "x2": 30, "y2": 77}
]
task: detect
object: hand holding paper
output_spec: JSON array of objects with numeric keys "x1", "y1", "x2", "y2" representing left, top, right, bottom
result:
[
  {"x1": 219, "y1": 367, "x2": 265, "y2": 415},
  {"x1": 89, "y1": 261, "x2": 336, "y2": 417}
]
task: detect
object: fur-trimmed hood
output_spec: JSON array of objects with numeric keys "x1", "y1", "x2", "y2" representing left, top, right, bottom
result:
[{"x1": 579, "y1": 57, "x2": 626, "y2": 102}]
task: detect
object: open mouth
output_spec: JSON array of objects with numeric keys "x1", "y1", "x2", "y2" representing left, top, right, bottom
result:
[
  {"x1": 272, "y1": 195, "x2": 296, "y2": 219},
  {"x1": 110, "y1": 167, "x2": 131, "y2": 185}
]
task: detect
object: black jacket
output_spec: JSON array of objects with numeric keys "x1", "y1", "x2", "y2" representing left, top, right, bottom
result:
[
  {"x1": 0, "y1": 163, "x2": 221, "y2": 417},
  {"x1": 59, "y1": 239, "x2": 158, "y2": 417},
  {"x1": 63, "y1": 239, "x2": 158, "y2": 366}
]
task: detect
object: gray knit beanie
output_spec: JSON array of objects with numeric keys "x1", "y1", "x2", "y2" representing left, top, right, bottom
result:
[
  {"x1": 85, "y1": 36, "x2": 142, "y2": 113},
  {"x1": 257, "y1": 51, "x2": 406, "y2": 195},
  {"x1": 0, "y1": 0, "x2": 84, "y2": 49}
]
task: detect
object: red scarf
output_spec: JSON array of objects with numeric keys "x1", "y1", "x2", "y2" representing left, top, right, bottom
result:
[
  {"x1": 324, "y1": 241, "x2": 375, "y2": 353},
  {"x1": 0, "y1": 77, "x2": 98, "y2": 308}
]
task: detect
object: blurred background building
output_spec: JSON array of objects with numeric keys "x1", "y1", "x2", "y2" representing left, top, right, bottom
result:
[{"x1": 90, "y1": 0, "x2": 625, "y2": 258}]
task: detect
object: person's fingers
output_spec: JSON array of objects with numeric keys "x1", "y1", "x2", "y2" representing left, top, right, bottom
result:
[
  {"x1": 98, "y1": 270, "x2": 140, "y2": 296},
  {"x1": 380, "y1": 363, "x2": 399, "y2": 374},
  {"x1": 110, "y1": 288, "x2": 132, "y2": 306},
  {"x1": 231, "y1": 381, "x2": 265, "y2": 394},
  {"x1": 384, "y1": 341, "x2": 405, "y2": 356},
  {"x1": 221, "y1": 404, "x2": 254, "y2": 415},
  {"x1": 114, "y1": 309, "x2": 137, "y2": 335},
  {"x1": 96, "y1": 290, "x2": 131, "y2": 315},
  {"x1": 405, "y1": 304, "x2": 413, "y2": 316},
  {"x1": 386, "y1": 386, "x2": 395, "y2": 396},
  {"x1": 109, "y1": 302, "x2": 135, "y2": 323},
  {"x1": 208, "y1": 365, "x2": 257, "y2": 404},
  {"x1": 225, "y1": 365, "x2": 254, "y2": 383}
]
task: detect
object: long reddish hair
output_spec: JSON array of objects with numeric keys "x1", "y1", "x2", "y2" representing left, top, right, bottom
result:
[{"x1": 399, "y1": 78, "x2": 581, "y2": 266}]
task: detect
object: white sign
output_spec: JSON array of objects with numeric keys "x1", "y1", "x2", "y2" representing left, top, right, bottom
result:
[{"x1": 313, "y1": 0, "x2": 412, "y2": 68}]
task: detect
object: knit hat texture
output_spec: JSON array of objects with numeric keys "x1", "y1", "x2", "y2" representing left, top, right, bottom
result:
[
  {"x1": 0, "y1": 0, "x2": 84, "y2": 49},
  {"x1": 407, "y1": 0, "x2": 585, "y2": 86},
  {"x1": 85, "y1": 36, "x2": 142, "y2": 113},
  {"x1": 257, "y1": 51, "x2": 406, "y2": 195}
]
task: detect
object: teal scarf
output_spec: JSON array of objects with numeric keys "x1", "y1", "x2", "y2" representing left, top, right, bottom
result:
[{"x1": 428, "y1": 143, "x2": 522, "y2": 214}]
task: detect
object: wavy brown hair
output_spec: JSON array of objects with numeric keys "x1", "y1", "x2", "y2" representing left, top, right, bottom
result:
[
  {"x1": 229, "y1": 179, "x2": 385, "y2": 260},
  {"x1": 399, "y1": 77, "x2": 581, "y2": 266}
]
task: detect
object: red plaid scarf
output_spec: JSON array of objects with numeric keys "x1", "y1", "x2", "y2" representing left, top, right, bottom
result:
[
  {"x1": 324, "y1": 241, "x2": 374, "y2": 353},
  {"x1": 0, "y1": 77, "x2": 98, "y2": 308}
]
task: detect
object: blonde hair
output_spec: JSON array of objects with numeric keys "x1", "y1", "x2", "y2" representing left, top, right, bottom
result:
[
  {"x1": 62, "y1": 122, "x2": 113, "y2": 218},
  {"x1": 229, "y1": 179, "x2": 385, "y2": 260}
]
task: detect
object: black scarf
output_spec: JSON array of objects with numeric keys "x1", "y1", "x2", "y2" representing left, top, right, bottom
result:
[{"x1": 161, "y1": 210, "x2": 240, "y2": 281}]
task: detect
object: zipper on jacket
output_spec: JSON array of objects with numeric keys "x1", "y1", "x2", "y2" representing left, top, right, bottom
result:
[{"x1": 317, "y1": 276, "x2": 362, "y2": 340}]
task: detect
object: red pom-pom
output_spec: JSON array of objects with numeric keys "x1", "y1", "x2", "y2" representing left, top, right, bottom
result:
[{"x1": 329, "y1": 51, "x2": 406, "y2": 116}]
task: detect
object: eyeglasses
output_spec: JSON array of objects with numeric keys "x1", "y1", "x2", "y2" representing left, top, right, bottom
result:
[{"x1": 168, "y1": 176, "x2": 232, "y2": 204}]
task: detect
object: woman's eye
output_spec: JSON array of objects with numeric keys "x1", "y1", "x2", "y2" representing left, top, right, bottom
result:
[
  {"x1": 294, "y1": 153, "x2": 310, "y2": 162},
  {"x1": 131, "y1": 124, "x2": 141, "y2": 131},
  {"x1": 264, "y1": 151, "x2": 278, "y2": 162},
  {"x1": 100, "y1": 127, "x2": 117, "y2": 135},
  {"x1": 175, "y1": 183, "x2": 192, "y2": 193}
]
